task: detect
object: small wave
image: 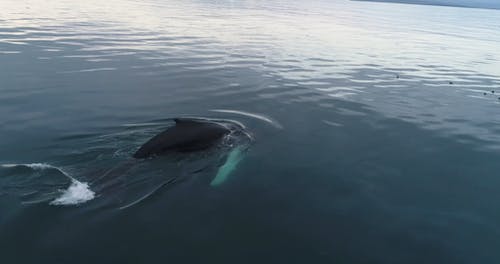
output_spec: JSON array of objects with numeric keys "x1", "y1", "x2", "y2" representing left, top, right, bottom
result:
[
  {"x1": 57, "y1": 67, "x2": 116, "y2": 74},
  {"x1": 0, "y1": 50, "x2": 21, "y2": 54},
  {"x1": 1, "y1": 163, "x2": 55, "y2": 170},
  {"x1": 118, "y1": 178, "x2": 176, "y2": 210},
  {"x1": 210, "y1": 109, "x2": 283, "y2": 129},
  {"x1": 1, "y1": 163, "x2": 95, "y2": 206}
]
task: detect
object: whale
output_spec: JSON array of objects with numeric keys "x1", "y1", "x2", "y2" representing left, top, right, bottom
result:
[
  {"x1": 132, "y1": 117, "x2": 250, "y2": 188},
  {"x1": 0, "y1": 117, "x2": 252, "y2": 208},
  {"x1": 133, "y1": 118, "x2": 231, "y2": 159}
]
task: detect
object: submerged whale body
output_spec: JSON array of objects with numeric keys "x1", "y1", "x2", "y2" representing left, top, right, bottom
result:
[{"x1": 133, "y1": 118, "x2": 231, "y2": 159}]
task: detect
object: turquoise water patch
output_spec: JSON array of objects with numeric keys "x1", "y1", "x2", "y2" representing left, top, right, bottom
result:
[{"x1": 210, "y1": 147, "x2": 245, "y2": 186}]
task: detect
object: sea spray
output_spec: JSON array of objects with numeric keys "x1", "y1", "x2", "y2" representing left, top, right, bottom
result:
[
  {"x1": 1, "y1": 163, "x2": 95, "y2": 205},
  {"x1": 50, "y1": 179, "x2": 95, "y2": 205}
]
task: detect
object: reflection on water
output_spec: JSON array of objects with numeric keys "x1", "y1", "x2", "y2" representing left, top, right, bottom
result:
[
  {"x1": 1, "y1": 0, "x2": 500, "y2": 263},
  {"x1": 1, "y1": 0, "x2": 499, "y2": 148}
]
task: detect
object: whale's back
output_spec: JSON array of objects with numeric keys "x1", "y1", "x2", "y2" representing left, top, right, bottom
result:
[{"x1": 133, "y1": 119, "x2": 230, "y2": 159}]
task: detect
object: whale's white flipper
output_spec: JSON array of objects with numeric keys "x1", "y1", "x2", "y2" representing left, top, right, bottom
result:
[{"x1": 210, "y1": 147, "x2": 245, "y2": 186}]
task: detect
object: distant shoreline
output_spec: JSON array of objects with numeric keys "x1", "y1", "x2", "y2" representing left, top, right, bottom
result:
[{"x1": 351, "y1": 0, "x2": 500, "y2": 11}]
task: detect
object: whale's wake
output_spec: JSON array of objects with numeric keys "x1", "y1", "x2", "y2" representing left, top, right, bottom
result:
[{"x1": 0, "y1": 163, "x2": 95, "y2": 206}]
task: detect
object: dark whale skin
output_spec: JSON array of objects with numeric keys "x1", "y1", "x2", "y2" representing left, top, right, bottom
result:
[{"x1": 133, "y1": 118, "x2": 230, "y2": 159}]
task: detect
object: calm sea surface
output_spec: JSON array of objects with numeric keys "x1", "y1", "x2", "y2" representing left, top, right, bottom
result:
[{"x1": 1, "y1": 0, "x2": 500, "y2": 263}]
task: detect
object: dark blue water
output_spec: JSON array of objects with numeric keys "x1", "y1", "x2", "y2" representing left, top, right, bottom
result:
[{"x1": 1, "y1": 0, "x2": 500, "y2": 263}]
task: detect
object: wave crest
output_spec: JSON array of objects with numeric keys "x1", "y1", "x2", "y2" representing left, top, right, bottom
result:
[{"x1": 0, "y1": 163, "x2": 95, "y2": 206}]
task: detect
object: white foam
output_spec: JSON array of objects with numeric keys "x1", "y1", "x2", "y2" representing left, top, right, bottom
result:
[
  {"x1": 50, "y1": 179, "x2": 95, "y2": 206},
  {"x1": 1, "y1": 163, "x2": 95, "y2": 206}
]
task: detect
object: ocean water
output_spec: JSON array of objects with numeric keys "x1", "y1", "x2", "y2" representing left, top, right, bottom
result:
[{"x1": 1, "y1": 0, "x2": 500, "y2": 263}]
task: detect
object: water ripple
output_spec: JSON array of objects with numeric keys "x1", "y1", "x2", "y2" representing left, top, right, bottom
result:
[{"x1": 1, "y1": 0, "x2": 500, "y2": 152}]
